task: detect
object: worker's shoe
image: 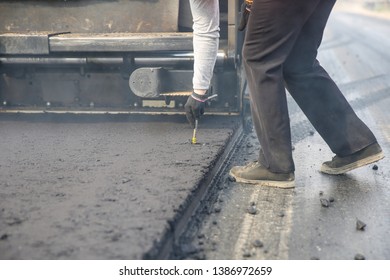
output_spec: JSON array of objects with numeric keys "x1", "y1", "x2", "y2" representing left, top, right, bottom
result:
[
  {"x1": 321, "y1": 142, "x2": 384, "y2": 175},
  {"x1": 229, "y1": 161, "x2": 295, "y2": 189}
]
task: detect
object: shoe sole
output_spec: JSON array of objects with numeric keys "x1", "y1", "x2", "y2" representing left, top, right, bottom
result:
[
  {"x1": 229, "y1": 171, "x2": 295, "y2": 189},
  {"x1": 320, "y1": 151, "x2": 385, "y2": 175}
]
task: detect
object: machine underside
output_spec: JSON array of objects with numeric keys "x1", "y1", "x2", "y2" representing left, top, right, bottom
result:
[{"x1": 0, "y1": 0, "x2": 245, "y2": 115}]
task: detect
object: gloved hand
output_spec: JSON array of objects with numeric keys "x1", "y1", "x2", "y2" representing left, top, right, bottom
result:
[
  {"x1": 184, "y1": 92, "x2": 208, "y2": 128},
  {"x1": 238, "y1": 1, "x2": 252, "y2": 31}
]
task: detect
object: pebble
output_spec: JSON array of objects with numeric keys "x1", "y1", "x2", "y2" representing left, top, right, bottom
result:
[
  {"x1": 214, "y1": 206, "x2": 222, "y2": 213},
  {"x1": 247, "y1": 205, "x2": 257, "y2": 215},
  {"x1": 372, "y1": 164, "x2": 378, "y2": 170},
  {"x1": 243, "y1": 251, "x2": 251, "y2": 257},
  {"x1": 253, "y1": 239, "x2": 264, "y2": 248},
  {"x1": 0, "y1": 234, "x2": 8, "y2": 240},
  {"x1": 122, "y1": 178, "x2": 131, "y2": 184},
  {"x1": 320, "y1": 198, "x2": 330, "y2": 207},
  {"x1": 356, "y1": 219, "x2": 366, "y2": 231},
  {"x1": 354, "y1": 253, "x2": 365, "y2": 260},
  {"x1": 329, "y1": 197, "x2": 335, "y2": 203}
]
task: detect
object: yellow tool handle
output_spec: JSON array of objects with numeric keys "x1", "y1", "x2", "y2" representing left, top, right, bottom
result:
[{"x1": 191, "y1": 119, "x2": 198, "y2": 144}]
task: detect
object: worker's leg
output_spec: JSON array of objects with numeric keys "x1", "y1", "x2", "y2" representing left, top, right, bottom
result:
[
  {"x1": 242, "y1": 0, "x2": 320, "y2": 173},
  {"x1": 189, "y1": 0, "x2": 220, "y2": 94},
  {"x1": 283, "y1": 0, "x2": 378, "y2": 157}
]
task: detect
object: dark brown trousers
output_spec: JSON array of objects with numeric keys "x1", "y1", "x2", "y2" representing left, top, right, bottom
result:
[{"x1": 243, "y1": 0, "x2": 377, "y2": 173}]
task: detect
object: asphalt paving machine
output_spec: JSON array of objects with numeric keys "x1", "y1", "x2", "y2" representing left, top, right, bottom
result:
[{"x1": 0, "y1": 0, "x2": 247, "y2": 115}]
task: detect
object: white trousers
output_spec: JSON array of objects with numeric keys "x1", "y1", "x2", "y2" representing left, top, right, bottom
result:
[{"x1": 189, "y1": 0, "x2": 220, "y2": 91}]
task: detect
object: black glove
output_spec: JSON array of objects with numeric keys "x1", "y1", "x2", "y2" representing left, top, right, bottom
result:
[
  {"x1": 238, "y1": 2, "x2": 251, "y2": 32},
  {"x1": 184, "y1": 92, "x2": 208, "y2": 128}
]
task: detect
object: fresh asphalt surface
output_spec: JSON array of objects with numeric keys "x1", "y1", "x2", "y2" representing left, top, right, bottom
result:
[
  {"x1": 0, "y1": 113, "x2": 241, "y2": 259},
  {"x1": 1, "y1": 8, "x2": 389, "y2": 260}
]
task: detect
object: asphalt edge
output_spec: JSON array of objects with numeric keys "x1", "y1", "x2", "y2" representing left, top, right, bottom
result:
[{"x1": 143, "y1": 120, "x2": 245, "y2": 259}]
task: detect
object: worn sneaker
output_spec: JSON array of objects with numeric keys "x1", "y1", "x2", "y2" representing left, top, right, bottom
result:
[
  {"x1": 321, "y1": 142, "x2": 384, "y2": 175},
  {"x1": 229, "y1": 161, "x2": 295, "y2": 189}
]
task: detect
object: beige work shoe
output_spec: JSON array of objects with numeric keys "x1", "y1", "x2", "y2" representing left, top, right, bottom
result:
[
  {"x1": 321, "y1": 142, "x2": 384, "y2": 175},
  {"x1": 229, "y1": 161, "x2": 295, "y2": 189}
]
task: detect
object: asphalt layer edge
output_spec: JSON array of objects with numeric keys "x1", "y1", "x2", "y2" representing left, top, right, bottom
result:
[{"x1": 143, "y1": 120, "x2": 245, "y2": 259}]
